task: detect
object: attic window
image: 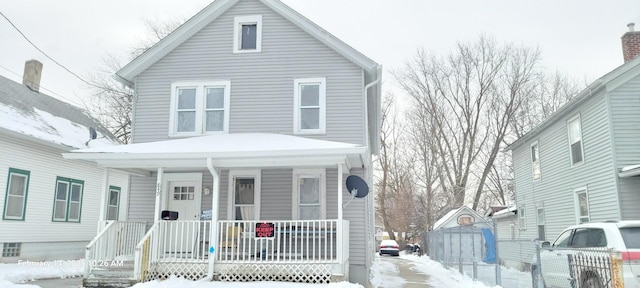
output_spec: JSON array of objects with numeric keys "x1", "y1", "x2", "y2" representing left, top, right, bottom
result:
[{"x1": 233, "y1": 15, "x2": 262, "y2": 53}]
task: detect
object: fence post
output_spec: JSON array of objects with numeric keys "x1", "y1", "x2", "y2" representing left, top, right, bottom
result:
[
  {"x1": 473, "y1": 261, "x2": 477, "y2": 279},
  {"x1": 493, "y1": 218, "x2": 501, "y2": 286},
  {"x1": 610, "y1": 250, "x2": 624, "y2": 288}
]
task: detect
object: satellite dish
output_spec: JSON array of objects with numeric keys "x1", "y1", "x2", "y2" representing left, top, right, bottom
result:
[
  {"x1": 344, "y1": 175, "x2": 369, "y2": 208},
  {"x1": 346, "y1": 175, "x2": 369, "y2": 198}
]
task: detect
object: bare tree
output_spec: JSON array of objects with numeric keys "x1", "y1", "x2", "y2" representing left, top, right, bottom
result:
[
  {"x1": 394, "y1": 35, "x2": 547, "y2": 210},
  {"x1": 83, "y1": 17, "x2": 184, "y2": 143}
]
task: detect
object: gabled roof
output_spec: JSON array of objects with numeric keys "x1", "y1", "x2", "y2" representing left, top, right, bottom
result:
[
  {"x1": 115, "y1": 0, "x2": 380, "y2": 86},
  {"x1": 506, "y1": 55, "x2": 640, "y2": 151},
  {"x1": 0, "y1": 75, "x2": 119, "y2": 150},
  {"x1": 432, "y1": 206, "x2": 488, "y2": 230}
]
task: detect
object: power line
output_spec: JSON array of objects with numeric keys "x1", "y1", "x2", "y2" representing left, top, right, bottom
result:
[
  {"x1": 0, "y1": 10, "x2": 97, "y2": 89},
  {"x1": 0, "y1": 64, "x2": 84, "y2": 107}
]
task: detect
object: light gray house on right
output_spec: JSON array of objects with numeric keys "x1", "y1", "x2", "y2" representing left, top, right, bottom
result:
[{"x1": 503, "y1": 24, "x2": 640, "y2": 267}]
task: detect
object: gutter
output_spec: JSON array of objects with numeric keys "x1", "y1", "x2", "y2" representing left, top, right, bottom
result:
[{"x1": 618, "y1": 166, "x2": 640, "y2": 178}]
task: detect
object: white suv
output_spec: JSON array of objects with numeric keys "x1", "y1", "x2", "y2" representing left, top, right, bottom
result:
[{"x1": 531, "y1": 221, "x2": 640, "y2": 288}]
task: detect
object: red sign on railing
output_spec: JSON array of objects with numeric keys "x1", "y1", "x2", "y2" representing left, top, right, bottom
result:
[{"x1": 255, "y1": 222, "x2": 275, "y2": 238}]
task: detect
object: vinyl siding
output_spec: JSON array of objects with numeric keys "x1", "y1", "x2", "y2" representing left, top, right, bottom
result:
[
  {"x1": 609, "y1": 74, "x2": 640, "y2": 219},
  {"x1": 132, "y1": 0, "x2": 365, "y2": 145},
  {"x1": 126, "y1": 167, "x2": 368, "y2": 266},
  {"x1": 512, "y1": 89, "x2": 618, "y2": 244},
  {"x1": 0, "y1": 136, "x2": 129, "y2": 243}
]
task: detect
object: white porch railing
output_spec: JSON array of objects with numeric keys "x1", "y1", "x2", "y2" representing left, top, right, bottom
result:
[
  {"x1": 85, "y1": 221, "x2": 147, "y2": 277},
  {"x1": 134, "y1": 219, "x2": 349, "y2": 282},
  {"x1": 134, "y1": 220, "x2": 213, "y2": 281},
  {"x1": 216, "y1": 220, "x2": 341, "y2": 263}
]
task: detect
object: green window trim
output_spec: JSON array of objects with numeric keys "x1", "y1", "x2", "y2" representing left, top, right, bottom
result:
[
  {"x1": 52, "y1": 177, "x2": 84, "y2": 223},
  {"x1": 106, "y1": 185, "x2": 121, "y2": 221},
  {"x1": 3, "y1": 168, "x2": 30, "y2": 221}
]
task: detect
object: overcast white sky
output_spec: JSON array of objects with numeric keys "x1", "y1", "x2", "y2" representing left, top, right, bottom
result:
[{"x1": 1, "y1": 0, "x2": 639, "y2": 107}]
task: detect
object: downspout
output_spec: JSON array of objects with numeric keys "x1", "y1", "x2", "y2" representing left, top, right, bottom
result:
[
  {"x1": 363, "y1": 66, "x2": 382, "y2": 153},
  {"x1": 98, "y1": 168, "x2": 110, "y2": 232},
  {"x1": 206, "y1": 158, "x2": 220, "y2": 279}
]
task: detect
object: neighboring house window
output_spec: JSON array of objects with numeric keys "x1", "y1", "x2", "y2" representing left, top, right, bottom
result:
[
  {"x1": 575, "y1": 187, "x2": 590, "y2": 224},
  {"x1": 567, "y1": 115, "x2": 584, "y2": 165},
  {"x1": 293, "y1": 78, "x2": 326, "y2": 134},
  {"x1": 518, "y1": 205, "x2": 526, "y2": 230},
  {"x1": 531, "y1": 142, "x2": 541, "y2": 180},
  {"x1": 3, "y1": 168, "x2": 30, "y2": 220},
  {"x1": 292, "y1": 169, "x2": 326, "y2": 220},
  {"x1": 52, "y1": 177, "x2": 84, "y2": 222},
  {"x1": 169, "y1": 81, "x2": 231, "y2": 136},
  {"x1": 233, "y1": 15, "x2": 262, "y2": 53},
  {"x1": 537, "y1": 207, "x2": 545, "y2": 241},
  {"x1": 106, "y1": 186, "x2": 120, "y2": 221}
]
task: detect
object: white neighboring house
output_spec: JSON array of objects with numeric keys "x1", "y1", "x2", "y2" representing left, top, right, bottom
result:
[
  {"x1": 0, "y1": 60, "x2": 128, "y2": 262},
  {"x1": 432, "y1": 206, "x2": 491, "y2": 231}
]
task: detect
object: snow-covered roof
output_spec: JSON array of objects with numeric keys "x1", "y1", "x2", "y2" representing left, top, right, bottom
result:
[
  {"x1": 619, "y1": 164, "x2": 640, "y2": 177},
  {"x1": 63, "y1": 133, "x2": 366, "y2": 170},
  {"x1": 491, "y1": 206, "x2": 517, "y2": 219},
  {"x1": 432, "y1": 206, "x2": 489, "y2": 230},
  {"x1": 0, "y1": 75, "x2": 119, "y2": 150}
]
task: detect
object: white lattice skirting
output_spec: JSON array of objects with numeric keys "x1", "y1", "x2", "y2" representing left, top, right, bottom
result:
[
  {"x1": 216, "y1": 263, "x2": 332, "y2": 283},
  {"x1": 145, "y1": 262, "x2": 208, "y2": 282}
]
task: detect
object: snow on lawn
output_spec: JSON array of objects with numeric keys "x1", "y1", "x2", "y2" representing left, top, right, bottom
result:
[
  {"x1": 0, "y1": 259, "x2": 84, "y2": 287},
  {"x1": 129, "y1": 276, "x2": 363, "y2": 288}
]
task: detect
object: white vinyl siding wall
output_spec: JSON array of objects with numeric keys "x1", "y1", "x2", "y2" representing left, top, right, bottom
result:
[
  {"x1": 0, "y1": 136, "x2": 129, "y2": 243},
  {"x1": 512, "y1": 89, "x2": 618, "y2": 244}
]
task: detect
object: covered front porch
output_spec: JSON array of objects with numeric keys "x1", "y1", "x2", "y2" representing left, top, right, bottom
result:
[{"x1": 65, "y1": 133, "x2": 367, "y2": 285}]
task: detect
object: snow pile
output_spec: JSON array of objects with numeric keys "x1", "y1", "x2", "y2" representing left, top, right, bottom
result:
[
  {"x1": 0, "y1": 259, "x2": 84, "y2": 287},
  {"x1": 369, "y1": 256, "x2": 405, "y2": 288},
  {"x1": 130, "y1": 275, "x2": 363, "y2": 288}
]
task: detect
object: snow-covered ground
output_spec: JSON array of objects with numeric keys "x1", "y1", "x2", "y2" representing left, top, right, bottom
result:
[{"x1": 0, "y1": 255, "x2": 531, "y2": 288}]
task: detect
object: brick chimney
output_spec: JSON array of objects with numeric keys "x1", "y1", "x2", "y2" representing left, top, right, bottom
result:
[
  {"x1": 22, "y1": 59, "x2": 43, "y2": 92},
  {"x1": 622, "y1": 23, "x2": 640, "y2": 62}
]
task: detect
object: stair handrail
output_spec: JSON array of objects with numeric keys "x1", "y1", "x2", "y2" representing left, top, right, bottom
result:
[
  {"x1": 85, "y1": 220, "x2": 117, "y2": 278},
  {"x1": 134, "y1": 221, "x2": 160, "y2": 281}
]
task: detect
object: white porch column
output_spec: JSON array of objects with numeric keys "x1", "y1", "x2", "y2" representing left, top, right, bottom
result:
[
  {"x1": 97, "y1": 168, "x2": 110, "y2": 232},
  {"x1": 206, "y1": 158, "x2": 220, "y2": 277},
  {"x1": 337, "y1": 163, "x2": 344, "y2": 266},
  {"x1": 154, "y1": 167, "x2": 164, "y2": 222}
]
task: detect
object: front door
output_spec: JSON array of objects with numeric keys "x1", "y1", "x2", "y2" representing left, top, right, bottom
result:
[
  {"x1": 167, "y1": 180, "x2": 201, "y2": 221},
  {"x1": 228, "y1": 170, "x2": 260, "y2": 221}
]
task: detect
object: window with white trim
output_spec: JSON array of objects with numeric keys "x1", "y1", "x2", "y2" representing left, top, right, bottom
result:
[
  {"x1": 3, "y1": 168, "x2": 30, "y2": 221},
  {"x1": 233, "y1": 15, "x2": 262, "y2": 53},
  {"x1": 293, "y1": 78, "x2": 326, "y2": 134},
  {"x1": 169, "y1": 81, "x2": 230, "y2": 136},
  {"x1": 518, "y1": 205, "x2": 526, "y2": 230},
  {"x1": 106, "y1": 186, "x2": 120, "y2": 221},
  {"x1": 52, "y1": 177, "x2": 84, "y2": 222},
  {"x1": 537, "y1": 207, "x2": 546, "y2": 241},
  {"x1": 531, "y1": 142, "x2": 541, "y2": 180},
  {"x1": 567, "y1": 115, "x2": 584, "y2": 165},
  {"x1": 575, "y1": 188, "x2": 590, "y2": 224},
  {"x1": 292, "y1": 169, "x2": 326, "y2": 220}
]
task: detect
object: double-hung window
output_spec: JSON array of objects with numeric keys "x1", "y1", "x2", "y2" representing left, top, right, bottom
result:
[
  {"x1": 518, "y1": 205, "x2": 526, "y2": 230},
  {"x1": 567, "y1": 115, "x2": 584, "y2": 165},
  {"x1": 575, "y1": 187, "x2": 590, "y2": 224},
  {"x1": 233, "y1": 15, "x2": 262, "y2": 53},
  {"x1": 169, "y1": 81, "x2": 230, "y2": 136},
  {"x1": 53, "y1": 177, "x2": 84, "y2": 222},
  {"x1": 3, "y1": 168, "x2": 30, "y2": 220},
  {"x1": 531, "y1": 142, "x2": 541, "y2": 180},
  {"x1": 292, "y1": 169, "x2": 326, "y2": 220},
  {"x1": 537, "y1": 207, "x2": 546, "y2": 241},
  {"x1": 293, "y1": 78, "x2": 326, "y2": 134},
  {"x1": 106, "y1": 186, "x2": 120, "y2": 221}
]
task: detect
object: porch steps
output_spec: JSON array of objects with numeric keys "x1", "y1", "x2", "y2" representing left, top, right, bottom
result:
[{"x1": 84, "y1": 261, "x2": 138, "y2": 288}]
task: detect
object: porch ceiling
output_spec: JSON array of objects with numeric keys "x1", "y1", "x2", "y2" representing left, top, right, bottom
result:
[{"x1": 62, "y1": 133, "x2": 366, "y2": 171}]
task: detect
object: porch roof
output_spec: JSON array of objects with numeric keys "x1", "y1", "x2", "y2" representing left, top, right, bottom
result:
[
  {"x1": 619, "y1": 164, "x2": 640, "y2": 178},
  {"x1": 62, "y1": 133, "x2": 366, "y2": 170}
]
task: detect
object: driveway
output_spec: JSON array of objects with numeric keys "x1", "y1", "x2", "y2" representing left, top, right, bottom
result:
[{"x1": 375, "y1": 255, "x2": 434, "y2": 287}]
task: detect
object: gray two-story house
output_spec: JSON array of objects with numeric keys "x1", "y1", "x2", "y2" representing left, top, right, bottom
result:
[
  {"x1": 502, "y1": 24, "x2": 640, "y2": 267},
  {"x1": 65, "y1": 0, "x2": 381, "y2": 286}
]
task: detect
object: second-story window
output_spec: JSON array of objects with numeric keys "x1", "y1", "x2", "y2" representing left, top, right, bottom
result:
[
  {"x1": 169, "y1": 81, "x2": 230, "y2": 136},
  {"x1": 567, "y1": 115, "x2": 584, "y2": 166},
  {"x1": 531, "y1": 142, "x2": 541, "y2": 180},
  {"x1": 233, "y1": 15, "x2": 262, "y2": 53},
  {"x1": 294, "y1": 78, "x2": 326, "y2": 134}
]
